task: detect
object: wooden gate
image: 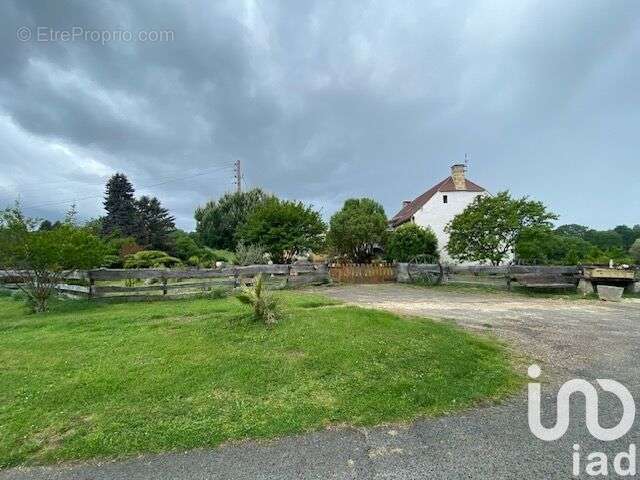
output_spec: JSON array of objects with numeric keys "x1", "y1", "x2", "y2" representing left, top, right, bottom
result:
[{"x1": 329, "y1": 263, "x2": 396, "y2": 284}]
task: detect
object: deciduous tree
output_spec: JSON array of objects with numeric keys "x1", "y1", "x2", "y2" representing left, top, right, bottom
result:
[
  {"x1": 446, "y1": 191, "x2": 557, "y2": 265},
  {"x1": 238, "y1": 197, "x2": 325, "y2": 264},
  {"x1": 0, "y1": 206, "x2": 106, "y2": 312},
  {"x1": 386, "y1": 223, "x2": 439, "y2": 262},
  {"x1": 195, "y1": 189, "x2": 269, "y2": 250},
  {"x1": 326, "y1": 198, "x2": 388, "y2": 263}
]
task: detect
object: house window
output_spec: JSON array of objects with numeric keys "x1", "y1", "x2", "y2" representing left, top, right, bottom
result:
[{"x1": 443, "y1": 195, "x2": 448, "y2": 204}]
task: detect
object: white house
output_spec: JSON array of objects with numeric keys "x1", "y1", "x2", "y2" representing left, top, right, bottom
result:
[{"x1": 389, "y1": 164, "x2": 489, "y2": 263}]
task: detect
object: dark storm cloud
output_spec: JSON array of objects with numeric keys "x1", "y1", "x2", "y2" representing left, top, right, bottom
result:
[{"x1": 0, "y1": 0, "x2": 638, "y2": 229}]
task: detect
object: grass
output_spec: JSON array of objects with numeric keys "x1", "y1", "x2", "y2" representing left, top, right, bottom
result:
[{"x1": 0, "y1": 292, "x2": 520, "y2": 468}]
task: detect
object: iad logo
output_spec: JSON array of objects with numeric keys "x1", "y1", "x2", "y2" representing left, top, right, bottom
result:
[{"x1": 527, "y1": 364, "x2": 637, "y2": 476}]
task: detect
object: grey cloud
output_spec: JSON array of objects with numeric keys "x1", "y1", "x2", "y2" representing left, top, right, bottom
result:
[{"x1": 0, "y1": 0, "x2": 638, "y2": 229}]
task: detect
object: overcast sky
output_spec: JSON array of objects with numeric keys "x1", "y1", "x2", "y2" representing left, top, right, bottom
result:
[{"x1": 1, "y1": 0, "x2": 638, "y2": 231}]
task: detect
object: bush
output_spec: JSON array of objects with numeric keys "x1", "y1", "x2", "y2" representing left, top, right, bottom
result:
[
  {"x1": 123, "y1": 250, "x2": 182, "y2": 269},
  {"x1": 386, "y1": 223, "x2": 439, "y2": 263},
  {"x1": 212, "y1": 249, "x2": 236, "y2": 264},
  {"x1": 169, "y1": 230, "x2": 202, "y2": 260},
  {"x1": 0, "y1": 208, "x2": 107, "y2": 312},
  {"x1": 235, "y1": 274, "x2": 282, "y2": 325},
  {"x1": 235, "y1": 242, "x2": 267, "y2": 266},
  {"x1": 101, "y1": 254, "x2": 121, "y2": 268}
]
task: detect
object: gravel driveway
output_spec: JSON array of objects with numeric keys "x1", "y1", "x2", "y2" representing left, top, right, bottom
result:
[{"x1": 3, "y1": 285, "x2": 639, "y2": 480}]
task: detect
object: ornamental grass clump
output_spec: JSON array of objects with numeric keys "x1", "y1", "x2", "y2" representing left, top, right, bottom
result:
[{"x1": 235, "y1": 274, "x2": 282, "y2": 325}]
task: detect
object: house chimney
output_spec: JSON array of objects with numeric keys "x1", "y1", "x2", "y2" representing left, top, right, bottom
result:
[
  {"x1": 402, "y1": 200, "x2": 412, "y2": 208},
  {"x1": 451, "y1": 164, "x2": 466, "y2": 190}
]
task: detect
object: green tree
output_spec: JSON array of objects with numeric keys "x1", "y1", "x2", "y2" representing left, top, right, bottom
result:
[
  {"x1": 584, "y1": 229, "x2": 623, "y2": 251},
  {"x1": 326, "y1": 198, "x2": 388, "y2": 263},
  {"x1": 555, "y1": 224, "x2": 589, "y2": 238},
  {"x1": 195, "y1": 189, "x2": 269, "y2": 250},
  {"x1": 445, "y1": 191, "x2": 557, "y2": 265},
  {"x1": 613, "y1": 225, "x2": 640, "y2": 251},
  {"x1": 629, "y1": 239, "x2": 640, "y2": 264},
  {"x1": 83, "y1": 217, "x2": 104, "y2": 236},
  {"x1": 0, "y1": 206, "x2": 106, "y2": 312},
  {"x1": 515, "y1": 228, "x2": 592, "y2": 265},
  {"x1": 38, "y1": 220, "x2": 55, "y2": 231},
  {"x1": 386, "y1": 223, "x2": 439, "y2": 262},
  {"x1": 238, "y1": 197, "x2": 326, "y2": 264},
  {"x1": 136, "y1": 196, "x2": 176, "y2": 250},
  {"x1": 102, "y1": 173, "x2": 138, "y2": 237}
]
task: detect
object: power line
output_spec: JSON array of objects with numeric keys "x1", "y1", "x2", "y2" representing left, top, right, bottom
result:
[
  {"x1": 2, "y1": 162, "x2": 236, "y2": 194},
  {"x1": 21, "y1": 164, "x2": 236, "y2": 211}
]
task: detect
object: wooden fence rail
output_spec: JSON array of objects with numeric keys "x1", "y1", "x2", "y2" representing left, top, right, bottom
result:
[
  {"x1": 1, "y1": 264, "x2": 330, "y2": 301},
  {"x1": 3, "y1": 263, "x2": 634, "y2": 302},
  {"x1": 399, "y1": 263, "x2": 582, "y2": 289}
]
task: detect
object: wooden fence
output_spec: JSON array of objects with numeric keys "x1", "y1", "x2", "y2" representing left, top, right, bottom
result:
[
  {"x1": 4, "y1": 263, "x2": 632, "y2": 302},
  {"x1": 1, "y1": 264, "x2": 330, "y2": 301},
  {"x1": 329, "y1": 263, "x2": 396, "y2": 284},
  {"x1": 399, "y1": 264, "x2": 581, "y2": 289}
]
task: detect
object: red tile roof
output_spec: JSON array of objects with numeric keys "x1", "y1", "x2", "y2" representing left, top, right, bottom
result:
[{"x1": 389, "y1": 176, "x2": 486, "y2": 227}]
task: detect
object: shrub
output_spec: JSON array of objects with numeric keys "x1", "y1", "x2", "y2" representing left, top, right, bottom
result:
[
  {"x1": 119, "y1": 240, "x2": 144, "y2": 258},
  {"x1": 386, "y1": 223, "x2": 438, "y2": 263},
  {"x1": 169, "y1": 230, "x2": 202, "y2": 260},
  {"x1": 123, "y1": 250, "x2": 182, "y2": 269},
  {"x1": 198, "y1": 247, "x2": 220, "y2": 266},
  {"x1": 211, "y1": 249, "x2": 236, "y2": 264},
  {"x1": 101, "y1": 254, "x2": 121, "y2": 268},
  {"x1": 0, "y1": 207, "x2": 107, "y2": 312},
  {"x1": 235, "y1": 242, "x2": 267, "y2": 266},
  {"x1": 235, "y1": 274, "x2": 282, "y2": 325}
]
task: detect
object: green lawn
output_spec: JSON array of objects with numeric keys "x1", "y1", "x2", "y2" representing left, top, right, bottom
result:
[{"x1": 0, "y1": 291, "x2": 520, "y2": 468}]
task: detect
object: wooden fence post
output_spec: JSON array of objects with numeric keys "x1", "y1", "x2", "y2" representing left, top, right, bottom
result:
[
  {"x1": 88, "y1": 272, "x2": 95, "y2": 300},
  {"x1": 162, "y1": 276, "x2": 168, "y2": 295}
]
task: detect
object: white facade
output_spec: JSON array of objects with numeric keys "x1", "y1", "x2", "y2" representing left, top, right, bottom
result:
[{"x1": 412, "y1": 189, "x2": 489, "y2": 263}]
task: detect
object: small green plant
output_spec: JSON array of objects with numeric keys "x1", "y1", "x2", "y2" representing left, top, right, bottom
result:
[
  {"x1": 235, "y1": 274, "x2": 282, "y2": 325},
  {"x1": 123, "y1": 250, "x2": 182, "y2": 268}
]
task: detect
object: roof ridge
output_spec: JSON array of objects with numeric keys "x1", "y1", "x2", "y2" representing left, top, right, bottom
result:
[{"x1": 389, "y1": 175, "x2": 486, "y2": 227}]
